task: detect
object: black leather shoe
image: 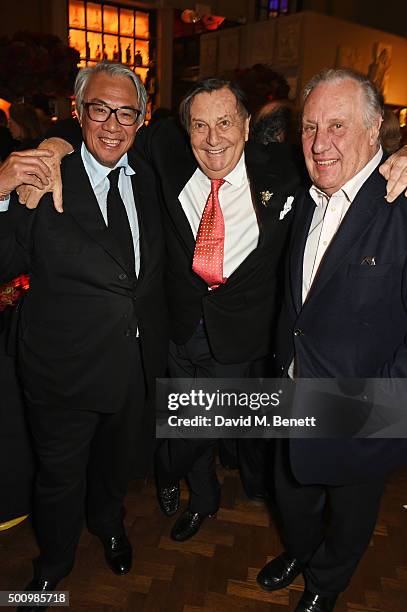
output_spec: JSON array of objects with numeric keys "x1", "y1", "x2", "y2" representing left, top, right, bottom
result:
[
  {"x1": 257, "y1": 552, "x2": 303, "y2": 591},
  {"x1": 295, "y1": 590, "x2": 338, "y2": 612},
  {"x1": 157, "y1": 483, "x2": 180, "y2": 517},
  {"x1": 17, "y1": 578, "x2": 59, "y2": 611},
  {"x1": 100, "y1": 534, "x2": 132, "y2": 575},
  {"x1": 170, "y1": 509, "x2": 216, "y2": 542}
]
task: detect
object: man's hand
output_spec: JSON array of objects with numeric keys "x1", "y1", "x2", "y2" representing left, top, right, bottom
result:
[
  {"x1": 379, "y1": 144, "x2": 407, "y2": 202},
  {"x1": 16, "y1": 137, "x2": 74, "y2": 213},
  {"x1": 0, "y1": 149, "x2": 53, "y2": 200}
]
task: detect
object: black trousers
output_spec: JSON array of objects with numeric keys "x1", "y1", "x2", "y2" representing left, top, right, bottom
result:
[
  {"x1": 155, "y1": 322, "x2": 270, "y2": 514},
  {"x1": 25, "y1": 342, "x2": 145, "y2": 581},
  {"x1": 274, "y1": 440, "x2": 385, "y2": 596}
]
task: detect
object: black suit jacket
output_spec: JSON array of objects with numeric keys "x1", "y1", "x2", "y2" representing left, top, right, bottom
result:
[
  {"x1": 274, "y1": 162, "x2": 407, "y2": 484},
  {"x1": 138, "y1": 119, "x2": 300, "y2": 363},
  {"x1": 0, "y1": 150, "x2": 168, "y2": 412}
]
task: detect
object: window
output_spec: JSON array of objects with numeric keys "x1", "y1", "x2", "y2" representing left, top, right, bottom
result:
[
  {"x1": 257, "y1": 0, "x2": 295, "y2": 20},
  {"x1": 68, "y1": 1, "x2": 156, "y2": 118}
]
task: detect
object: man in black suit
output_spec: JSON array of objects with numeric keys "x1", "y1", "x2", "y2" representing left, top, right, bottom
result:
[
  {"x1": 141, "y1": 79, "x2": 300, "y2": 540},
  {"x1": 256, "y1": 69, "x2": 407, "y2": 612},
  {"x1": 0, "y1": 63, "x2": 167, "y2": 608}
]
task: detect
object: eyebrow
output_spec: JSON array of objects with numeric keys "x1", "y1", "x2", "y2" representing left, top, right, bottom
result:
[
  {"x1": 88, "y1": 98, "x2": 137, "y2": 110},
  {"x1": 191, "y1": 113, "x2": 237, "y2": 123}
]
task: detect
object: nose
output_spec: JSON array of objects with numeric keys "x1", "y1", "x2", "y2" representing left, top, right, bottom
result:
[
  {"x1": 206, "y1": 125, "x2": 221, "y2": 147},
  {"x1": 311, "y1": 127, "x2": 331, "y2": 154},
  {"x1": 102, "y1": 111, "x2": 120, "y2": 132}
]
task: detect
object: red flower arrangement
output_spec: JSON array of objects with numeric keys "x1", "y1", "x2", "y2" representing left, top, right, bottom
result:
[
  {"x1": 0, "y1": 275, "x2": 30, "y2": 312},
  {"x1": 0, "y1": 31, "x2": 80, "y2": 101}
]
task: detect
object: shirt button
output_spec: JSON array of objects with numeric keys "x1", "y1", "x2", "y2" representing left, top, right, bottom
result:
[
  {"x1": 323, "y1": 241, "x2": 327, "y2": 246},
  {"x1": 118, "y1": 273, "x2": 127, "y2": 280},
  {"x1": 331, "y1": 207, "x2": 336, "y2": 212}
]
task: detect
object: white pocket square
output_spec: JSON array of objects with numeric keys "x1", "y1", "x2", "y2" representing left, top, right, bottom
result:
[{"x1": 279, "y1": 196, "x2": 294, "y2": 221}]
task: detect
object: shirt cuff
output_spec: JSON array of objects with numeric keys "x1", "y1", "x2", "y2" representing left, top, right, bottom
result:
[{"x1": 0, "y1": 195, "x2": 10, "y2": 211}]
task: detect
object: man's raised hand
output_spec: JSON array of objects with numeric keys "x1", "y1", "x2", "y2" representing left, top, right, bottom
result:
[
  {"x1": 16, "y1": 138, "x2": 74, "y2": 213},
  {"x1": 379, "y1": 144, "x2": 407, "y2": 202},
  {"x1": 0, "y1": 149, "x2": 53, "y2": 200}
]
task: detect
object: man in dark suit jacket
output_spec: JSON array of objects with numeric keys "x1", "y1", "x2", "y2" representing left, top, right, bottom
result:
[
  {"x1": 138, "y1": 79, "x2": 300, "y2": 541},
  {"x1": 256, "y1": 69, "x2": 407, "y2": 612},
  {"x1": 0, "y1": 62, "x2": 167, "y2": 609}
]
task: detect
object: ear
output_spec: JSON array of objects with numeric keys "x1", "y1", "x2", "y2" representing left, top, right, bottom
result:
[
  {"x1": 75, "y1": 107, "x2": 82, "y2": 126},
  {"x1": 244, "y1": 115, "x2": 251, "y2": 142},
  {"x1": 369, "y1": 115, "x2": 383, "y2": 146}
]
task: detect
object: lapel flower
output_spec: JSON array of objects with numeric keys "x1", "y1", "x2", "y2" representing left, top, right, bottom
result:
[
  {"x1": 279, "y1": 196, "x2": 294, "y2": 221},
  {"x1": 260, "y1": 190, "x2": 273, "y2": 206}
]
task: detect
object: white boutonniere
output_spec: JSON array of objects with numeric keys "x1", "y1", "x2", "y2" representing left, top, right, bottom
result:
[{"x1": 279, "y1": 196, "x2": 294, "y2": 221}]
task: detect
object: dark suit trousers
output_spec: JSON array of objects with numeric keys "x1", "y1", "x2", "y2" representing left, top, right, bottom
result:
[
  {"x1": 274, "y1": 440, "x2": 385, "y2": 596},
  {"x1": 155, "y1": 321, "x2": 270, "y2": 514},
  {"x1": 25, "y1": 341, "x2": 145, "y2": 582}
]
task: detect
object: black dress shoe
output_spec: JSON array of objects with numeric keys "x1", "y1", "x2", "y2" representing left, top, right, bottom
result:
[
  {"x1": 17, "y1": 578, "x2": 59, "y2": 611},
  {"x1": 295, "y1": 590, "x2": 338, "y2": 612},
  {"x1": 257, "y1": 552, "x2": 303, "y2": 591},
  {"x1": 170, "y1": 509, "x2": 216, "y2": 542},
  {"x1": 100, "y1": 534, "x2": 132, "y2": 575},
  {"x1": 157, "y1": 483, "x2": 180, "y2": 517}
]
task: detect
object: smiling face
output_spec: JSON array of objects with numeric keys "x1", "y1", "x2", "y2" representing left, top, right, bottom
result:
[
  {"x1": 302, "y1": 78, "x2": 382, "y2": 195},
  {"x1": 189, "y1": 87, "x2": 250, "y2": 179},
  {"x1": 77, "y1": 72, "x2": 141, "y2": 168}
]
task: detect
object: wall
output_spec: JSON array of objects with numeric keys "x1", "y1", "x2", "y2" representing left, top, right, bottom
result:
[{"x1": 200, "y1": 11, "x2": 407, "y2": 106}]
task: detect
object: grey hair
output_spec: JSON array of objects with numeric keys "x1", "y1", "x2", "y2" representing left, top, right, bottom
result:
[
  {"x1": 179, "y1": 77, "x2": 249, "y2": 133},
  {"x1": 74, "y1": 61, "x2": 147, "y2": 126},
  {"x1": 302, "y1": 68, "x2": 384, "y2": 128}
]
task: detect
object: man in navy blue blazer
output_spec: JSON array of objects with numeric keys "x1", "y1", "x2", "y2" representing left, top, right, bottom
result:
[{"x1": 257, "y1": 69, "x2": 407, "y2": 612}]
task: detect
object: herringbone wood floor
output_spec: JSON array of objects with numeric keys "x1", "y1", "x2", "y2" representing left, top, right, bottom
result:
[{"x1": 1, "y1": 465, "x2": 406, "y2": 612}]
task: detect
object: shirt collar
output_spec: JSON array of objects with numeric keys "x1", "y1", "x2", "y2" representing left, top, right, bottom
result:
[
  {"x1": 81, "y1": 143, "x2": 135, "y2": 190},
  {"x1": 196, "y1": 151, "x2": 247, "y2": 187},
  {"x1": 309, "y1": 146, "x2": 383, "y2": 206}
]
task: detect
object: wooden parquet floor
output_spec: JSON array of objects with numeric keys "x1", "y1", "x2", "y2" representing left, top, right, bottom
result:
[{"x1": 1, "y1": 465, "x2": 406, "y2": 612}]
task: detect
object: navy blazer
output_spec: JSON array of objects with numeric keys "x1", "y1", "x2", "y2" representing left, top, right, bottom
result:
[{"x1": 274, "y1": 161, "x2": 407, "y2": 484}]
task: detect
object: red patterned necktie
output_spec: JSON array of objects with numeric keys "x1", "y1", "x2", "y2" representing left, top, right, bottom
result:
[{"x1": 192, "y1": 178, "x2": 227, "y2": 289}]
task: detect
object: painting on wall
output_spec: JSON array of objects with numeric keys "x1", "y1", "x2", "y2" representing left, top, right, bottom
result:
[
  {"x1": 335, "y1": 45, "x2": 363, "y2": 72},
  {"x1": 368, "y1": 42, "x2": 392, "y2": 97},
  {"x1": 276, "y1": 18, "x2": 301, "y2": 65}
]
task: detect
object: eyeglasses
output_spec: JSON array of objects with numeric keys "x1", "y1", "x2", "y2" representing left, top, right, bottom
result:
[{"x1": 83, "y1": 102, "x2": 141, "y2": 126}]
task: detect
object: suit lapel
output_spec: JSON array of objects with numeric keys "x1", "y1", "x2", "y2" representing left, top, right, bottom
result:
[
  {"x1": 62, "y1": 153, "x2": 131, "y2": 273},
  {"x1": 290, "y1": 190, "x2": 315, "y2": 313},
  {"x1": 245, "y1": 142, "x2": 294, "y2": 246},
  {"x1": 302, "y1": 168, "x2": 387, "y2": 306},
  {"x1": 162, "y1": 130, "x2": 197, "y2": 254}
]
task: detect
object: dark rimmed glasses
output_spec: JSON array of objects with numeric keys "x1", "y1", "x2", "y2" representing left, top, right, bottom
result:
[{"x1": 83, "y1": 102, "x2": 141, "y2": 126}]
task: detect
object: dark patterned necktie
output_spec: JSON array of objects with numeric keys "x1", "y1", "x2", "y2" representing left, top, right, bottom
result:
[{"x1": 106, "y1": 168, "x2": 135, "y2": 274}]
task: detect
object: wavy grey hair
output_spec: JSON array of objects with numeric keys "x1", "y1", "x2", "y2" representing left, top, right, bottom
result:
[
  {"x1": 302, "y1": 68, "x2": 384, "y2": 129},
  {"x1": 74, "y1": 61, "x2": 147, "y2": 126}
]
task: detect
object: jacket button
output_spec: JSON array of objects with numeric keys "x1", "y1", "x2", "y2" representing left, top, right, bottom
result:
[
  {"x1": 125, "y1": 329, "x2": 131, "y2": 337},
  {"x1": 294, "y1": 328, "x2": 303, "y2": 336},
  {"x1": 118, "y1": 273, "x2": 127, "y2": 280}
]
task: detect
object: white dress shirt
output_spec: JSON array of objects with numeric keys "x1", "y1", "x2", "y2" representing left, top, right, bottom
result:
[
  {"x1": 302, "y1": 146, "x2": 383, "y2": 303},
  {"x1": 178, "y1": 152, "x2": 259, "y2": 280},
  {"x1": 81, "y1": 143, "x2": 140, "y2": 276}
]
